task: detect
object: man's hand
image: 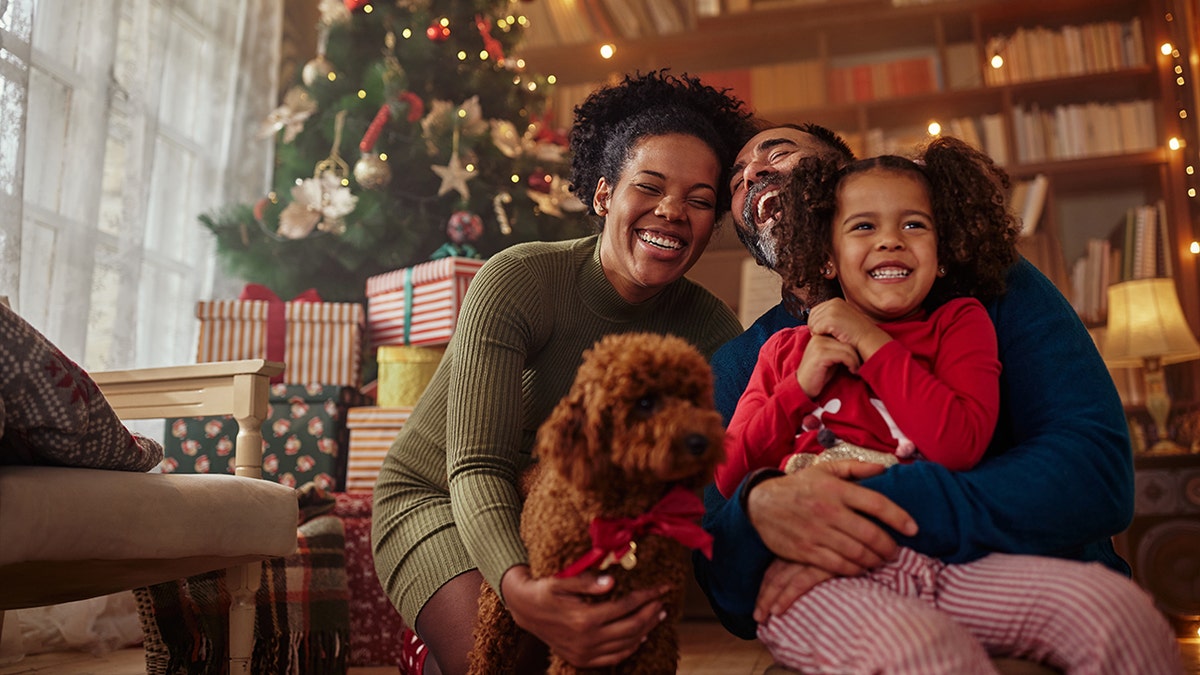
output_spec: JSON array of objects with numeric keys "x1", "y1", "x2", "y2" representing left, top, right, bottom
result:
[
  {"x1": 500, "y1": 565, "x2": 666, "y2": 668},
  {"x1": 754, "y1": 559, "x2": 834, "y2": 622},
  {"x1": 807, "y1": 299, "x2": 892, "y2": 361},
  {"x1": 746, "y1": 461, "x2": 917, "y2": 576}
]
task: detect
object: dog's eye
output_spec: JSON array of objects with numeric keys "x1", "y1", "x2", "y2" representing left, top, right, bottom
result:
[{"x1": 634, "y1": 395, "x2": 657, "y2": 416}]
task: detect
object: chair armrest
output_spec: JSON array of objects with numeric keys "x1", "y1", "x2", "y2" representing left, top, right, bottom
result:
[{"x1": 92, "y1": 360, "x2": 285, "y2": 478}]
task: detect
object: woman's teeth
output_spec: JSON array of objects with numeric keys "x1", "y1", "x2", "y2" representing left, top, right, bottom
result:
[{"x1": 639, "y1": 230, "x2": 683, "y2": 250}]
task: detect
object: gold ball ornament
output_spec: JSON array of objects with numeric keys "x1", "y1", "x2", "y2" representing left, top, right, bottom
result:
[
  {"x1": 353, "y1": 153, "x2": 392, "y2": 190},
  {"x1": 301, "y1": 54, "x2": 336, "y2": 87}
]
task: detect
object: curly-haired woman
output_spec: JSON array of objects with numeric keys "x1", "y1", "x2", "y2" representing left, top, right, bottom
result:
[{"x1": 371, "y1": 70, "x2": 755, "y2": 675}]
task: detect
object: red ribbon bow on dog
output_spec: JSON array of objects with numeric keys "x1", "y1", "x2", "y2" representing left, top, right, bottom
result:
[{"x1": 555, "y1": 486, "x2": 712, "y2": 579}]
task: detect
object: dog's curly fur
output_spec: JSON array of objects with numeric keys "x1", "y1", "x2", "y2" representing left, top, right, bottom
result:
[{"x1": 467, "y1": 332, "x2": 725, "y2": 675}]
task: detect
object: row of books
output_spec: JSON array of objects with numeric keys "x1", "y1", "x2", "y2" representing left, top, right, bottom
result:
[
  {"x1": 519, "y1": 0, "x2": 695, "y2": 49},
  {"x1": 1070, "y1": 201, "x2": 1170, "y2": 325},
  {"x1": 983, "y1": 18, "x2": 1146, "y2": 86},
  {"x1": 1012, "y1": 99, "x2": 1157, "y2": 164},
  {"x1": 827, "y1": 54, "x2": 941, "y2": 105}
]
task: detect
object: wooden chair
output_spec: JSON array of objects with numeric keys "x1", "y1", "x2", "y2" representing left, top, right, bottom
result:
[{"x1": 0, "y1": 359, "x2": 298, "y2": 674}]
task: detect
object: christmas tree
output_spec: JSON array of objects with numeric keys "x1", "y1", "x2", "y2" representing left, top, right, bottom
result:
[{"x1": 202, "y1": 0, "x2": 592, "y2": 302}]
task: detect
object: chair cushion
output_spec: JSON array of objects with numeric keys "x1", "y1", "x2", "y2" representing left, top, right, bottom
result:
[
  {"x1": 0, "y1": 466, "x2": 298, "y2": 571},
  {"x1": 0, "y1": 304, "x2": 162, "y2": 470}
]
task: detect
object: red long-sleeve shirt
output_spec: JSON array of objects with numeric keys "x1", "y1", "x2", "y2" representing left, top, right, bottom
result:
[{"x1": 716, "y1": 297, "x2": 1000, "y2": 498}]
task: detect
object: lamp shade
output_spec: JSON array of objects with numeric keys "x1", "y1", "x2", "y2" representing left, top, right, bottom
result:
[{"x1": 1102, "y1": 278, "x2": 1200, "y2": 368}]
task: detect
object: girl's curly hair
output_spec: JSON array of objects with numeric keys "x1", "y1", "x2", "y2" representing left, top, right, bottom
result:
[
  {"x1": 775, "y1": 135, "x2": 1020, "y2": 311},
  {"x1": 568, "y1": 70, "x2": 755, "y2": 221}
]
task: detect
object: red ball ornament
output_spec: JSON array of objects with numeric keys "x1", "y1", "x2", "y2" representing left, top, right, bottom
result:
[
  {"x1": 447, "y1": 211, "x2": 483, "y2": 244},
  {"x1": 527, "y1": 168, "x2": 552, "y2": 194},
  {"x1": 426, "y1": 20, "x2": 451, "y2": 42}
]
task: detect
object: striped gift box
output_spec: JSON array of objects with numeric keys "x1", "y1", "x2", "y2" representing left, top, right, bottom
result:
[
  {"x1": 365, "y1": 257, "x2": 485, "y2": 347},
  {"x1": 195, "y1": 299, "x2": 364, "y2": 386},
  {"x1": 345, "y1": 406, "x2": 413, "y2": 491}
]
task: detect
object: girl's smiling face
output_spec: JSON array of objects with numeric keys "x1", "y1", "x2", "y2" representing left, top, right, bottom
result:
[
  {"x1": 594, "y1": 133, "x2": 721, "y2": 304},
  {"x1": 828, "y1": 168, "x2": 940, "y2": 323}
]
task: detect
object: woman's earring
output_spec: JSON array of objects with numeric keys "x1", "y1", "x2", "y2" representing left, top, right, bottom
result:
[
  {"x1": 937, "y1": 265, "x2": 947, "y2": 277},
  {"x1": 821, "y1": 262, "x2": 836, "y2": 279},
  {"x1": 595, "y1": 204, "x2": 607, "y2": 216}
]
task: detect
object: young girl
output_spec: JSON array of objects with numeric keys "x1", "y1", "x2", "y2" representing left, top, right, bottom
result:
[{"x1": 715, "y1": 136, "x2": 1183, "y2": 674}]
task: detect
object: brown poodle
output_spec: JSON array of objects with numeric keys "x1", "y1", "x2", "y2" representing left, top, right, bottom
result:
[{"x1": 467, "y1": 332, "x2": 726, "y2": 675}]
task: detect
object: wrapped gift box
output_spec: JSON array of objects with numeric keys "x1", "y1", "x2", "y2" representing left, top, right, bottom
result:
[
  {"x1": 366, "y1": 257, "x2": 485, "y2": 347},
  {"x1": 377, "y1": 345, "x2": 444, "y2": 407},
  {"x1": 161, "y1": 383, "x2": 367, "y2": 490},
  {"x1": 196, "y1": 295, "x2": 364, "y2": 386},
  {"x1": 345, "y1": 406, "x2": 412, "y2": 491}
]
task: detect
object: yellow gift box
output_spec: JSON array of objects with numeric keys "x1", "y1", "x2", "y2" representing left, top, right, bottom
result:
[{"x1": 377, "y1": 345, "x2": 445, "y2": 407}]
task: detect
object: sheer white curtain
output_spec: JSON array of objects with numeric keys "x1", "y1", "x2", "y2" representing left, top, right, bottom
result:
[{"x1": 0, "y1": 0, "x2": 282, "y2": 370}]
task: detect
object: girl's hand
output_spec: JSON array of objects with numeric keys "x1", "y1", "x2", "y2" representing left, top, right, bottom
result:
[
  {"x1": 795, "y1": 334, "x2": 860, "y2": 399},
  {"x1": 807, "y1": 299, "x2": 892, "y2": 360},
  {"x1": 500, "y1": 565, "x2": 666, "y2": 668},
  {"x1": 754, "y1": 558, "x2": 834, "y2": 622}
]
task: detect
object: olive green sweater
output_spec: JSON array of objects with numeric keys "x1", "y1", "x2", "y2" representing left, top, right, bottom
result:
[{"x1": 373, "y1": 236, "x2": 742, "y2": 614}]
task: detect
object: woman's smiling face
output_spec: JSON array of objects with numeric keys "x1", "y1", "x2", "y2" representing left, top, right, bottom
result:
[{"x1": 594, "y1": 133, "x2": 721, "y2": 304}]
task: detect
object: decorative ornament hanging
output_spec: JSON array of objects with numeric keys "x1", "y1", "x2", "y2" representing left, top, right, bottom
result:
[
  {"x1": 354, "y1": 103, "x2": 393, "y2": 189},
  {"x1": 475, "y1": 14, "x2": 505, "y2": 62},
  {"x1": 318, "y1": 0, "x2": 351, "y2": 25},
  {"x1": 381, "y1": 31, "x2": 406, "y2": 90},
  {"x1": 527, "y1": 174, "x2": 586, "y2": 218},
  {"x1": 303, "y1": 20, "x2": 338, "y2": 89},
  {"x1": 431, "y1": 211, "x2": 484, "y2": 259},
  {"x1": 259, "y1": 86, "x2": 317, "y2": 143},
  {"x1": 398, "y1": 91, "x2": 425, "y2": 122},
  {"x1": 278, "y1": 111, "x2": 358, "y2": 238},
  {"x1": 493, "y1": 191, "x2": 513, "y2": 235},
  {"x1": 426, "y1": 18, "x2": 451, "y2": 42},
  {"x1": 421, "y1": 96, "x2": 487, "y2": 154},
  {"x1": 431, "y1": 126, "x2": 476, "y2": 200}
]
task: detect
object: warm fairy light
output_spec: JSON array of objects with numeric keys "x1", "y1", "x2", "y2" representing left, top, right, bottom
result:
[
  {"x1": 548, "y1": 75, "x2": 557, "y2": 84},
  {"x1": 1162, "y1": 42, "x2": 1174, "y2": 55},
  {"x1": 516, "y1": 58, "x2": 526, "y2": 68},
  {"x1": 457, "y1": 51, "x2": 467, "y2": 61},
  {"x1": 479, "y1": 50, "x2": 489, "y2": 60},
  {"x1": 600, "y1": 44, "x2": 616, "y2": 59},
  {"x1": 341, "y1": 178, "x2": 350, "y2": 187},
  {"x1": 927, "y1": 121, "x2": 942, "y2": 136},
  {"x1": 1182, "y1": 110, "x2": 1189, "y2": 119},
  {"x1": 457, "y1": 108, "x2": 467, "y2": 118},
  {"x1": 440, "y1": 17, "x2": 449, "y2": 27},
  {"x1": 1191, "y1": 241, "x2": 1200, "y2": 254},
  {"x1": 379, "y1": 153, "x2": 388, "y2": 161},
  {"x1": 512, "y1": 75, "x2": 521, "y2": 85},
  {"x1": 327, "y1": 72, "x2": 337, "y2": 82},
  {"x1": 1169, "y1": 137, "x2": 1184, "y2": 150},
  {"x1": 1179, "y1": 76, "x2": 1187, "y2": 86},
  {"x1": 1187, "y1": 165, "x2": 1195, "y2": 175},
  {"x1": 990, "y1": 54, "x2": 1004, "y2": 69},
  {"x1": 517, "y1": 15, "x2": 529, "y2": 26},
  {"x1": 527, "y1": 81, "x2": 537, "y2": 92},
  {"x1": 357, "y1": 90, "x2": 367, "y2": 99},
  {"x1": 465, "y1": 163, "x2": 476, "y2": 173},
  {"x1": 402, "y1": 28, "x2": 412, "y2": 39},
  {"x1": 364, "y1": 4, "x2": 373, "y2": 12},
  {"x1": 1177, "y1": 65, "x2": 1185, "y2": 74},
  {"x1": 511, "y1": 174, "x2": 520, "y2": 183},
  {"x1": 1190, "y1": 188, "x2": 1197, "y2": 197}
]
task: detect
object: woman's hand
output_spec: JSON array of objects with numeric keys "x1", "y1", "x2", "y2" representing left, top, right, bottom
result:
[
  {"x1": 746, "y1": 461, "x2": 917, "y2": 576},
  {"x1": 807, "y1": 299, "x2": 892, "y2": 361},
  {"x1": 754, "y1": 558, "x2": 834, "y2": 622},
  {"x1": 500, "y1": 565, "x2": 667, "y2": 668}
]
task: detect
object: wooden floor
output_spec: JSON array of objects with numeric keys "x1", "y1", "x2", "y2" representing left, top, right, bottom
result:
[{"x1": 2, "y1": 624, "x2": 1196, "y2": 674}]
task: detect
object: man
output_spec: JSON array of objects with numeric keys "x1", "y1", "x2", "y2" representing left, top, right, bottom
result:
[{"x1": 696, "y1": 123, "x2": 1135, "y2": 641}]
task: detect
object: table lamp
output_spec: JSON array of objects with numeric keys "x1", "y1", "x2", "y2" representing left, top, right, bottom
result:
[{"x1": 1102, "y1": 278, "x2": 1200, "y2": 454}]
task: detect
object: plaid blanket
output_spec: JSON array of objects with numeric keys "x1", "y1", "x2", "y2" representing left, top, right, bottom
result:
[{"x1": 135, "y1": 486, "x2": 349, "y2": 674}]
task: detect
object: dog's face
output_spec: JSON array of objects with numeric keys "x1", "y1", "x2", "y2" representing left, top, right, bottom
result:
[{"x1": 537, "y1": 332, "x2": 725, "y2": 494}]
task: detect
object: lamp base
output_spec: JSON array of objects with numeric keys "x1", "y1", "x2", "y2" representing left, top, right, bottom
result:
[{"x1": 1143, "y1": 439, "x2": 1191, "y2": 456}]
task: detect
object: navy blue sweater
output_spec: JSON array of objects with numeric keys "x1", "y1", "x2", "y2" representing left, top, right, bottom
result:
[{"x1": 696, "y1": 258, "x2": 1134, "y2": 639}]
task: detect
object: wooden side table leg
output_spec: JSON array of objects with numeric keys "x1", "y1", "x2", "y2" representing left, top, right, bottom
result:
[{"x1": 227, "y1": 561, "x2": 261, "y2": 675}]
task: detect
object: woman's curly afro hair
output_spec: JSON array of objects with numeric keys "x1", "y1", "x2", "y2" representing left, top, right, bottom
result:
[
  {"x1": 775, "y1": 135, "x2": 1020, "y2": 311},
  {"x1": 568, "y1": 70, "x2": 754, "y2": 220}
]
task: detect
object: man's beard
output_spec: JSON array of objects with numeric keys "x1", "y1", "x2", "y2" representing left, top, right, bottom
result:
[{"x1": 736, "y1": 176, "x2": 782, "y2": 270}]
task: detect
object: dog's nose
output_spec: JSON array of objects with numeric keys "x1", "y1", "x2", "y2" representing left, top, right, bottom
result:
[{"x1": 683, "y1": 433, "x2": 710, "y2": 456}]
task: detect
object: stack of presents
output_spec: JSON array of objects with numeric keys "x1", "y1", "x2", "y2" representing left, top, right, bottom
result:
[{"x1": 158, "y1": 257, "x2": 485, "y2": 668}]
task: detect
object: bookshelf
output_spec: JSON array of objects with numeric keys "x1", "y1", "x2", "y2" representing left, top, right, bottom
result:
[{"x1": 520, "y1": 0, "x2": 1200, "y2": 404}]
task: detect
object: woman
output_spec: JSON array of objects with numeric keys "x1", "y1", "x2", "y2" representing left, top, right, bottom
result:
[{"x1": 372, "y1": 71, "x2": 755, "y2": 675}]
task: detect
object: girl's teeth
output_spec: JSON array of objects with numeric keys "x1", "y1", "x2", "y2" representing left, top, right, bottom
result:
[{"x1": 870, "y1": 268, "x2": 910, "y2": 279}]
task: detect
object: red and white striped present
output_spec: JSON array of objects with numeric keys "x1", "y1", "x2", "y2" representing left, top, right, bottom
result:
[
  {"x1": 365, "y1": 257, "x2": 485, "y2": 347},
  {"x1": 345, "y1": 406, "x2": 413, "y2": 491},
  {"x1": 195, "y1": 294, "x2": 364, "y2": 387}
]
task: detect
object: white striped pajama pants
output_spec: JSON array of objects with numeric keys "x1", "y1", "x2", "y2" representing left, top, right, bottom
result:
[{"x1": 757, "y1": 547, "x2": 1184, "y2": 674}]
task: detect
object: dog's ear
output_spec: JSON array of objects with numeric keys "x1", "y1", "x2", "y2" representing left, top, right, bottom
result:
[{"x1": 535, "y1": 387, "x2": 589, "y2": 480}]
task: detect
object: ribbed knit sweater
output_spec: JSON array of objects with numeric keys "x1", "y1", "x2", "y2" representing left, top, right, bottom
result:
[{"x1": 372, "y1": 236, "x2": 743, "y2": 621}]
